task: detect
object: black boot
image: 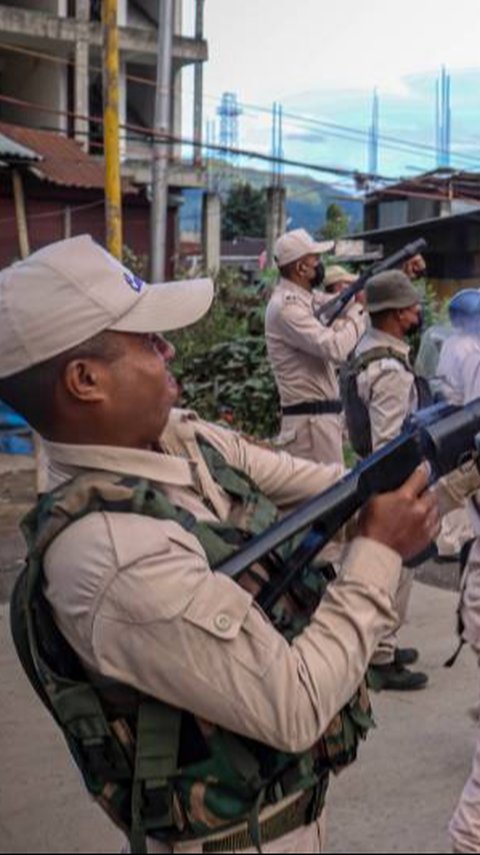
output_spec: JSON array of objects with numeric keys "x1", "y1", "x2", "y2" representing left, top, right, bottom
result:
[{"x1": 367, "y1": 661, "x2": 428, "y2": 691}]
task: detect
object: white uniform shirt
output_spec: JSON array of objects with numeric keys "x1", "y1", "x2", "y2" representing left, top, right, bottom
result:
[{"x1": 437, "y1": 332, "x2": 480, "y2": 406}]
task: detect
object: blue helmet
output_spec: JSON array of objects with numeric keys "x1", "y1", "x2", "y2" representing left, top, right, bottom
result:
[{"x1": 448, "y1": 289, "x2": 480, "y2": 329}]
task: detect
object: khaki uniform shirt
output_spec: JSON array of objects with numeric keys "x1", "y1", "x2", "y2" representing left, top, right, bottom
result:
[
  {"x1": 355, "y1": 328, "x2": 418, "y2": 452},
  {"x1": 265, "y1": 280, "x2": 366, "y2": 465},
  {"x1": 42, "y1": 408, "x2": 403, "y2": 755},
  {"x1": 265, "y1": 279, "x2": 366, "y2": 407}
]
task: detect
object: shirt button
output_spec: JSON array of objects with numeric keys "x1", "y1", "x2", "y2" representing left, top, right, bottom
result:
[{"x1": 215, "y1": 613, "x2": 232, "y2": 632}]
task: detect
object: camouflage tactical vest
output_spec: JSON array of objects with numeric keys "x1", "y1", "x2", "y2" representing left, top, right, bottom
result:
[
  {"x1": 10, "y1": 438, "x2": 374, "y2": 853},
  {"x1": 340, "y1": 346, "x2": 433, "y2": 459}
]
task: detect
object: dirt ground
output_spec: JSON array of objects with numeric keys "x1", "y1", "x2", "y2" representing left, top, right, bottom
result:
[{"x1": 0, "y1": 454, "x2": 36, "y2": 602}]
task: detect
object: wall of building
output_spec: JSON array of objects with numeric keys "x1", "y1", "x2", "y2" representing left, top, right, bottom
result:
[
  {"x1": 0, "y1": 54, "x2": 67, "y2": 132},
  {"x1": 0, "y1": 170, "x2": 179, "y2": 275},
  {"x1": 408, "y1": 197, "x2": 439, "y2": 223},
  {"x1": 378, "y1": 200, "x2": 408, "y2": 229},
  {"x1": 372, "y1": 218, "x2": 480, "y2": 300},
  {"x1": 0, "y1": 1, "x2": 67, "y2": 13}
]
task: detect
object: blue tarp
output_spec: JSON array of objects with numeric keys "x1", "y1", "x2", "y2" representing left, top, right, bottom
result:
[{"x1": 0, "y1": 402, "x2": 33, "y2": 454}]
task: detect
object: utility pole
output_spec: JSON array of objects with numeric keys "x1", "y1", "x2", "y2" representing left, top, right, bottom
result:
[
  {"x1": 151, "y1": 0, "x2": 174, "y2": 281},
  {"x1": 193, "y1": 0, "x2": 205, "y2": 167},
  {"x1": 266, "y1": 101, "x2": 286, "y2": 266},
  {"x1": 102, "y1": 0, "x2": 123, "y2": 259}
]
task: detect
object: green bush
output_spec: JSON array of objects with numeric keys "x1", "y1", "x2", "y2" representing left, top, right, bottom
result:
[{"x1": 170, "y1": 268, "x2": 280, "y2": 437}]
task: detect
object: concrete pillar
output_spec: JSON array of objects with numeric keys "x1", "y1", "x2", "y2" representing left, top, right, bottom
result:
[
  {"x1": 74, "y1": 0, "x2": 90, "y2": 150},
  {"x1": 119, "y1": 59, "x2": 127, "y2": 160},
  {"x1": 118, "y1": 0, "x2": 127, "y2": 161},
  {"x1": 193, "y1": 0, "x2": 205, "y2": 166},
  {"x1": 171, "y1": 0, "x2": 183, "y2": 162},
  {"x1": 202, "y1": 192, "x2": 221, "y2": 275},
  {"x1": 266, "y1": 185, "x2": 287, "y2": 266},
  {"x1": 117, "y1": 0, "x2": 128, "y2": 26},
  {"x1": 172, "y1": 65, "x2": 182, "y2": 162}
]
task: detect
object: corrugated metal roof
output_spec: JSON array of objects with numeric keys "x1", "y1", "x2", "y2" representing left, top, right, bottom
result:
[
  {"x1": 0, "y1": 132, "x2": 38, "y2": 161},
  {"x1": 356, "y1": 206, "x2": 480, "y2": 241},
  {"x1": 0, "y1": 122, "x2": 136, "y2": 193}
]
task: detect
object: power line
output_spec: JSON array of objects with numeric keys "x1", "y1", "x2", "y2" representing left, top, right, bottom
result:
[
  {"x1": 5, "y1": 91, "x2": 480, "y2": 212},
  {"x1": 3, "y1": 39, "x2": 480, "y2": 172},
  {"x1": 0, "y1": 92, "x2": 394, "y2": 182}
]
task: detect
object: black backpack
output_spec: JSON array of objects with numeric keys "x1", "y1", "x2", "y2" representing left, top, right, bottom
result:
[{"x1": 340, "y1": 346, "x2": 433, "y2": 459}]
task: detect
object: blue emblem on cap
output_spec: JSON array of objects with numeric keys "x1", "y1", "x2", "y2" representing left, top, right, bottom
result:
[{"x1": 124, "y1": 272, "x2": 145, "y2": 293}]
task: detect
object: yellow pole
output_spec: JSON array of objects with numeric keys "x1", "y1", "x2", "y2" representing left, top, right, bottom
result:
[{"x1": 102, "y1": 0, "x2": 122, "y2": 259}]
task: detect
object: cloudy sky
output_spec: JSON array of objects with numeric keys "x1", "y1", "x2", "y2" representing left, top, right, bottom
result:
[{"x1": 182, "y1": 1, "x2": 480, "y2": 181}]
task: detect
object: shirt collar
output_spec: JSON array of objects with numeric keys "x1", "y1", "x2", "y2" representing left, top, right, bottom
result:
[
  {"x1": 43, "y1": 438, "x2": 197, "y2": 492},
  {"x1": 278, "y1": 277, "x2": 313, "y2": 303},
  {"x1": 365, "y1": 326, "x2": 412, "y2": 357}
]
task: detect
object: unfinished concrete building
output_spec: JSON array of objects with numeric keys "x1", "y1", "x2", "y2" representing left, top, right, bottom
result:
[{"x1": 0, "y1": 0, "x2": 209, "y2": 271}]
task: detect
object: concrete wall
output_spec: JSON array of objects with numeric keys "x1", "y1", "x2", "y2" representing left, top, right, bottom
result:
[
  {"x1": 0, "y1": 53, "x2": 67, "y2": 132},
  {"x1": 0, "y1": 1, "x2": 67, "y2": 13},
  {"x1": 408, "y1": 197, "x2": 438, "y2": 223},
  {"x1": 378, "y1": 200, "x2": 408, "y2": 229}
]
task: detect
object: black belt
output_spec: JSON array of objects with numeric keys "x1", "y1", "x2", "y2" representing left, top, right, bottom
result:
[{"x1": 282, "y1": 400, "x2": 343, "y2": 416}]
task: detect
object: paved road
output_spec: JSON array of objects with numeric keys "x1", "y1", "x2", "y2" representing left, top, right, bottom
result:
[{"x1": 1, "y1": 580, "x2": 478, "y2": 853}]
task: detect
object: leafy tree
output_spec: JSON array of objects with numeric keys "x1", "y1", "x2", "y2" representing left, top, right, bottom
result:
[
  {"x1": 222, "y1": 182, "x2": 267, "y2": 240},
  {"x1": 319, "y1": 203, "x2": 350, "y2": 240}
]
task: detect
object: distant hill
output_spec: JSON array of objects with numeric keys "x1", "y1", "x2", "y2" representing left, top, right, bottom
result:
[{"x1": 180, "y1": 165, "x2": 363, "y2": 237}]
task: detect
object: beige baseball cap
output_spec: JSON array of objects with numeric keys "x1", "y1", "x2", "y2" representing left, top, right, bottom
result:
[
  {"x1": 274, "y1": 229, "x2": 334, "y2": 267},
  {"x1": 323, "y1": 265, "x2": 357, "y2": 289},
  {"x1": 0, "y1": 234, "x2": 214, "y2": 379}
]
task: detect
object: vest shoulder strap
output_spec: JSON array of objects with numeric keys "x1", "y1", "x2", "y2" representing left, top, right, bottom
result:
[{"x1": 349, "y1": 345, "x2": 412, "y2": 376}]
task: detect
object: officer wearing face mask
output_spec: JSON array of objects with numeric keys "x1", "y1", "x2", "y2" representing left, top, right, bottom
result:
[
  {"x1": 265, "y1": 229, "x2": 366, "y2": 465},
  {"x1": 344, "y1": 269, "x2": 431, "y2": 691}
]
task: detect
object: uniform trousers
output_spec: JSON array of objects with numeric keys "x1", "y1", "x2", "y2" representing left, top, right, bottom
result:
[
  {"x1": 450, "y1": 732, "x2": 480, "y2": 852},
  {"x1": 278, "y1": 413, "x2": 344, "y2": 466},
  {"x1": 436, "y1": 508, "x2": 473, "y2": 558},
  {"x1": 450, "y1": 540, "x2": 480, "y2": 852},
  {"x1": 370, "y1": 566, "x2": 413, "y2": 665}
]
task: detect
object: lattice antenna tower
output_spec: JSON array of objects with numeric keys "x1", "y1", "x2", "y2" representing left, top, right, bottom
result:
[{"x1": 217, "y1": 92, "x2": 243, "y2": 181}]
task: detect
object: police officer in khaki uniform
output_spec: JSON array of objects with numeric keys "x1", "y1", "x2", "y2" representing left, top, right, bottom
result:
[
  {"x1": 0, "y1": 236, "x2": 445, "y2": 853},
  {"x1": 265, "y1": 229, "x2": 367, "y2": 466},
  {"x1": 350, "y1": 271, "x2": 429, "y2": 691},
  {"x1": 323, "y1": 265, "x2": 358, "y2": 296},
  {"x1": 444, "y1": 291, "x2": 480, "y2": 853}
]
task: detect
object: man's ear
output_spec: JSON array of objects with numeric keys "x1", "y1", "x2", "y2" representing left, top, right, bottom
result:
[{"x1": 63, "y1": 358, "x2": 107, "y2": 403}]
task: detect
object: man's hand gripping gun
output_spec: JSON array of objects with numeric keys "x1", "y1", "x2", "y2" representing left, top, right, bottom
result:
[
  {"x1": 316, "y1": 237, "x2": 427, "y2": 326},
  {"x1": 217, "y1": 401, "x2": 480, "y2": 614}
]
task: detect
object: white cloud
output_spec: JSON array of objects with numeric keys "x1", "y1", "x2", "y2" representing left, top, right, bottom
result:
[{"x1": 202, "y1": 0, "x2": 480, "y2": 105}]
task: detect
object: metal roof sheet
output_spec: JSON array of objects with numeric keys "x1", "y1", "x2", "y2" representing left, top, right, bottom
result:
[
  {"x1": 356, "y1": 206, "x2": 480, "y2": 241},
  {"x1": 0, "y1": 122, "x2": 136, "y2": 193},
  {"x1": 0, "y1": 132, "x2": 38, "y2": 161}
]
